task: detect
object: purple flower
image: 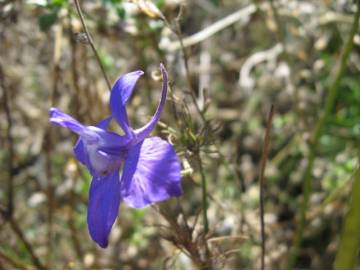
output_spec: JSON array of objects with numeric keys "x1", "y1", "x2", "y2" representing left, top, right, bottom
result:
[{"x1": 49, "y1": 64, "x2": 182, "y2": 248}]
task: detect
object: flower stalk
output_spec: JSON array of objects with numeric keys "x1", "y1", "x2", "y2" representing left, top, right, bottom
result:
[
  {"x1": 73, "y1": 0, "x2": 111, "y2": 91},
  {"x1": 197, "y1": 154, "x2": 209, "y2": 234}
]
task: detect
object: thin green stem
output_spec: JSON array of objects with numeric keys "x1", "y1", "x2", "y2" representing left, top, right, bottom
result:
[
  {"x1": 333, "y1": 163, "x2": 360, "y2": 270},
  {"x1": 73, "y1": 0, "x2": 111, "y2": 91},
  {"x1": 197, "y1": 154, "x2": 209, "y2": 234},
  {"x1": 163, "y1": 10, "x2": 207, "y2": 123},
  {"x1": 287, "y1": 2, "x2": 360, "y2": 269}
]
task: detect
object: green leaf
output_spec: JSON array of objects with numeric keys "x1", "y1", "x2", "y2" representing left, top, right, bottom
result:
[
  {"x1": 38, "y1": 10, "x2": 58, "y2": 32},
  {"x1": 116, "y1": 6, "x2": 126, "y2": 19},
  {"x1": 210, "y1": 0, "x2": 221, "y2": 6},
  {"x1": 155, "y1": 0, "x2": 165, "y2": 9},
  {"x1": 51, "y1": 0, "x2": 66, "y2": 7}
]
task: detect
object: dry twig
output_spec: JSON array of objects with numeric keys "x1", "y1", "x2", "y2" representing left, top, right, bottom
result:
[{"x1": 259, "y1": 105, "x2": 274, "y2": 270}]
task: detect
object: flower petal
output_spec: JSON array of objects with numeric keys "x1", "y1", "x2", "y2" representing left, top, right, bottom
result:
[
  {"x1": 87, "y1": 172, "x2": 122, "y2": 248},
  {"x1": 96, "y1": 116, "x2": 113, "y2": 130},
  {"x1": 110, "y1": 70, "x2": 144, "y2": 134},
  {"x1": 73, "y1": 139, "x2": 88, "y2": 166},
  {"x1": 114, "y1": 70, "x2": 144, "y2": 105},
  {"x1": 121, "y1": 136, "x2": 182, "y2": 208},
  {"x1": 49, "y1": 107, "x2": 84, "y2": 135},
  {"x1": 74, "y1": 117, "x2": 125, "y2": 175},
  {"x1": 134, "y1": 64, "x2": 168, "y2": 143},
  {"x1": 49, "y1": 108, "x2": 124, "y2": 151},
  {"x1": 49, "y1": 109, "x2": 124, "y2": 149}
]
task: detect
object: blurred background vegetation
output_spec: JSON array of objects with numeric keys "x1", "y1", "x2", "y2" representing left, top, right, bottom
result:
[{"x1": 0, "y1": 0, "x2": 360, "y2": 269}]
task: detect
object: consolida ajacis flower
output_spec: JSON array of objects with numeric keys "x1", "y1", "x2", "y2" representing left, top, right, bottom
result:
[{"x1": 49, "y1": 64, "x2": 182, "y2": 248}]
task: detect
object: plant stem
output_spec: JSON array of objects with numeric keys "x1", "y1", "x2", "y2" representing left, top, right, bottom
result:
[
  {"x1": 73, "y1": 0, "x2": 111, "y2": 91},
  {"x1": 197, "y1": 154, "x2": 209, "y2": 234},
  {"x1": 0, "y1": 249, "x2": 28, "y2": 270},
  {"x1": 0, "y1": 65, "x2": 15, "y2": 219},
  {"x1": 164, "y1": 11, "x2": 211, "y2": 234},
  {"x1": 287, "y1": 2, "x2": 360, "y2": 268},
  {"x1": 333, "y1": 163, "x2": 360, "y2": 270},
  {"x1": 9, "y1": 217, "x2": 47, "y2": 270},
  {"x1": 259, "y1": 104, "x2": 274, "y2": 270}
]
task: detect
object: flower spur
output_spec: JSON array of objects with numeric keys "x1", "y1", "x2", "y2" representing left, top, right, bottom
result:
[{"x1": 49, "y1": 64, "x2": 182, "y2": 248}]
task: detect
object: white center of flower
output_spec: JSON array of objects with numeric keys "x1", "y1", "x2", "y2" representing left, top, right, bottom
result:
[
  {"x1": 81, "y1": 128, "x2": 122, "y2": 177},
  {"x1": 87, "y1": 144, "x2": 121, "y2": 176}
]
